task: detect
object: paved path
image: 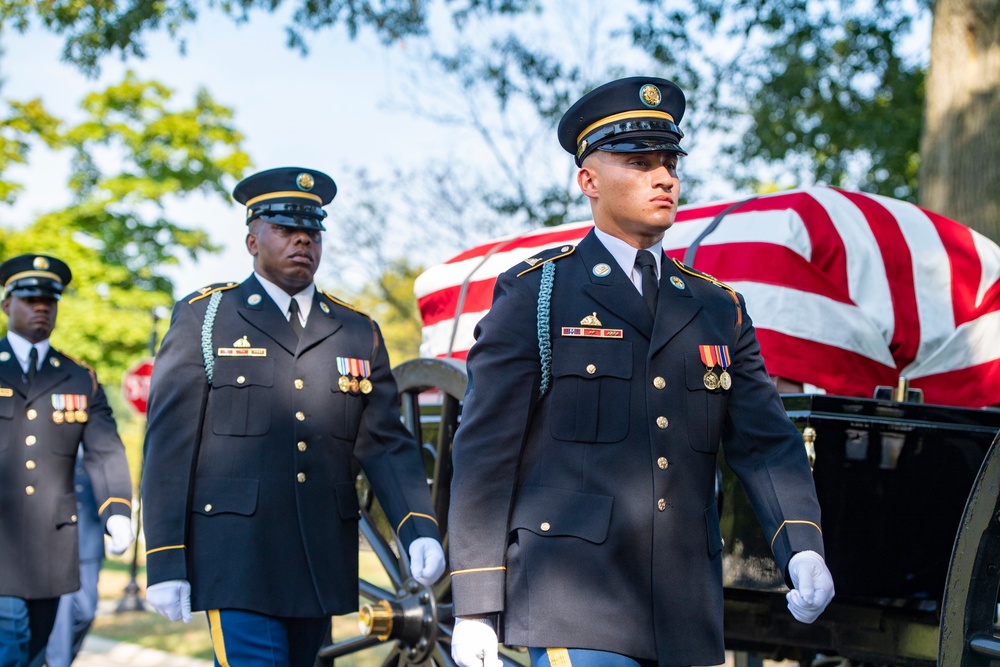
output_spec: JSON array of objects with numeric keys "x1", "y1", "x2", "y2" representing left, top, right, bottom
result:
[{"x1": 74, "y1": 635, "x2": 213, "y2": 667}]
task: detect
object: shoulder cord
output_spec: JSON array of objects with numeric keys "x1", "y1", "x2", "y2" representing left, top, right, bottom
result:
[
  {"x1": 537, "y1": 261, "x2": 555, "y2": 397},
  {"x1": 200, "y1": 291, "x2": 223, "y2": 385}
]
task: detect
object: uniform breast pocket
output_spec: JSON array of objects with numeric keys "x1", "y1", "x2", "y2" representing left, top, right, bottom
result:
[
  {"x1": 684, "y1": 352, "x2": 727, "y2": 453},
  {"x1": 329, "y1": 384, "x2": 365, "y2": 441},
  {"x1": 549, "y1": 340, "x2": 632, "y2": 443},
  {"x1": 211, "y1": 358, "x2": 274, "y2": 436}
]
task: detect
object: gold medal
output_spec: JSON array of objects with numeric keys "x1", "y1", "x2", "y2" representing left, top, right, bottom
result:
[
  {"x1": 64, "y1": 410, "x2": 76, "y2": 424},
  {"x1": 359, "y1": 378, "x2": 373, "y2": 394},
  {"x1": 719, "y1": 371, "x2": 732, "y2": 390},
  {"x1": 52, "y1": 410, "x2": 64, "y2": 424},
  {"x1": 349, "y1": 377, "x2": 360, "y2": 394},
  {"x1": 75, "y1": 409, "x2": 88, "y2": 423},
  {"x1": 703, "y1": 371, "x2": 720, "y2": 390},
  {"x1": 338, "y1": 376, "x2": 351, "y2": 393}
]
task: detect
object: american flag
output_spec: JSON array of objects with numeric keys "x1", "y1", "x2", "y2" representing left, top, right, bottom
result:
[{"x1": 414, "y1": 186, "x2": 1000, "y2": 409}]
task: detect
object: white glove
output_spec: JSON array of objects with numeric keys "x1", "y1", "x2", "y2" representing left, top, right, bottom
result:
[
  {"x1": 451, "y1": 617, "x2": 503, "y2": 667},
  {"x1": 786, "y1": 550, "x2": 835, "y2": 623},
  {"x1": 146, "y1": 580, "x2": 193, "y2": 623},
  {"x1": 408, "y1": 537, "x2": 446, "y2": 586},
  {"x1": 105, "y1": 514, "x2": 134, "y2": 556}
]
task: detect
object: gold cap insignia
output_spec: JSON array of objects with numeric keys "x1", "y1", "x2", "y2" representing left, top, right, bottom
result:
[
  {"x1": 580, "y1": 312, "x2": 603, "y2": 327},
  {"x1": 33, "y1": 257, "x2": 49, "y2": 270},
  {"x1": 640, "y1": 84, "x2": 661, "y2": 108},
  {"x1": 233, "y1": 336, "x2": 251, "y2": 348},
  {"x1": 297, "y1": 173, "x2": 315, "y2": 190}
]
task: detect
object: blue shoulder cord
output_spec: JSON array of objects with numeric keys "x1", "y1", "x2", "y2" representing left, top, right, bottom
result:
[
  {"x1": 537, "y1": 261, "x2": 555, "y2": 396},
  {"x1": 200, "y1": 291, "x2": 223, "y2": 385}
]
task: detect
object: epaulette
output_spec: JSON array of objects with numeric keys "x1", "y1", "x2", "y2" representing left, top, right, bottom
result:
[
  {"x1": 516, "y1": 244, "x2": 576, "y2": 277},
  {"x1": 58, "y1": 352, "x2": 99, "y2": 394},
  {"x1": 188, "y1": 282, "x2": 239, "y2": 304},
  {"x1": 671, "y1": 257, "x2": 743, "y2": 332},
  {"x1": 321, "y1": 291, "x2": 369, "y2": 317}
]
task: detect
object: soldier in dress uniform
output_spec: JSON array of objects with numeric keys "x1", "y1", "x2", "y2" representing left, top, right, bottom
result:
[
  {"x1": 448, "y1": 77, "x2": 836, "y2": 667},
  {"x1": 0, "y1": 254, "x2": 133, "y2": 667},
  {"x1": 141, "y1": 167, "x2": 446, "y2": 667}
]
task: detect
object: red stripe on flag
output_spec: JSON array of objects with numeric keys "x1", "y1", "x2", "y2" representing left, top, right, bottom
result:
[
  {"x1": 910, "y1": 359, "x2": 1000, "y2": 408},
  {"x1": 926, "y1": 208, "x2": 998, "y2": 324},
  {"x1": 419, "y1": 278, "x2": 499, "y2": 327}
]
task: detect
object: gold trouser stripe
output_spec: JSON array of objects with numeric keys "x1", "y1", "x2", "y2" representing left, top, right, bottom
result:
[
  {"x1": 770, "y1": 520, "x2": 823, "y2": 550},
  {"x1": 396, "y1": 512, "x2": 439, "y2": 534},
  {"x1": 450, "y1": 566, "x2": 506, "y2": 576},
  {"x1": 98, "y1": 497, "x2": 132, "y2": 514},
  {"x1": 547, "y1": 648, "x2": 573, "y2": 667},
  {"x1": 145, "y1": 544, "x2": 184, "y2": 555},
  {"x1": 208, "y1": 610, "x2": 231, "y2": 667}
]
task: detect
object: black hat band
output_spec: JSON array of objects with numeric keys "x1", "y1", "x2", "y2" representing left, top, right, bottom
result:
[
  {"x1": 577, "y1": 117, "x2": 684, "y2": 161},
  {"x1": 247, "y1": 202, "x2": 329, "y2": 221}
]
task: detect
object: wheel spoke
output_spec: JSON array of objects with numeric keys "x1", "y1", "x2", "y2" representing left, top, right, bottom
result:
[
  {"x1": 360, "y1": 578, "x2": 394, "y2": 602},
  {"x1": 432, "y1": 642, "x2": 458, "y2": 667},
  {"x1": 316, "y1": 632, "x2": 383, "y2": 659},
  {"x1": 361, "y1": 509, "x2": 405, "y2": 590}
]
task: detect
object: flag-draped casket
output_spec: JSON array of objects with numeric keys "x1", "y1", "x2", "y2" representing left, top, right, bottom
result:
[{"x1": 414, "y1": 186, "x2": 1000, "y2": 408}]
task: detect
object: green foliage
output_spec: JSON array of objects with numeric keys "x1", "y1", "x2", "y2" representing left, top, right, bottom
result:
[
  {"x1": 0, "y1": 71, "x2": 249, "y2": 383},
  {"x1": 1, "y1": 0, "x2": 540, "y2": 76},
  {"x1": 630, "y1": 0, "x2": 929, "y2": 200}
]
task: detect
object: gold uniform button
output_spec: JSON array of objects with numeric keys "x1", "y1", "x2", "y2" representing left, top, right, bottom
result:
[
  {"x1": 25, "y1": 435, "x2": 36, "y2": 446},
  {"x1": 297, "y1": 441, "x2": 307, "y2": 452},
  {"x1": 653, "y1": 376, "x2": 666, "y2": 389},
  {"x1": 586, "y1": 364, "x2": 597, "y2": 375},
  {"x1": 26, "y1": 409, "x2": 37, "y2": 420},
  {"x1": 657, "y1": 498, "x2": 666, "y2": 511},
  {"x1": 540, "y1": 522, "x2": 551, "y2": 532},
  {"x1": 25, "y1": 486, "x2": 35, "y2": 496},
  {"x1": 295, "y1": 411, "x2": 305, "y2": 422},
  {"x1": 656, "y1": 416, "x2": 669, "y2": 429},
  {"x1": 294, "y1": 379, "x2": 304, "y2": 390},
  {"x1": 236, "y1": 375, "x2": 246, "y2": 384},
  {"x1": 657, "y1": 457, "x2": 669, "y2": 470},
  {"x1": 297, "y1": 473, "x2": 306, "y2": 483},
  {"x1": 25, "y1": 460, "x2": 36, "y2": 470},
  {"x1": 204, "y1": 504, "x2": 213, "y2": 512}
]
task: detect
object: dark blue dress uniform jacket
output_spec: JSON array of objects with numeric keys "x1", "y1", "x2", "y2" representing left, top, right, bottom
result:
[
  {"x1": 449, "y1": 230, "x2": 825, "y2": 667},
  {"x1": 0, "y1": 340, "x2": 132, "y2": 600},
  {"x1": 141, "y1": 275, "x2": 440, "y2": 618}
]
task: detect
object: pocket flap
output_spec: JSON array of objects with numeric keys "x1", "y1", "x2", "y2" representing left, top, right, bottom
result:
[
  {"x1": 54, "y1": 492, "x2": 78, "y2": 528},
  {"x1": 552, "y1": 340, "x2": 632, "y2": 380},
  {"x1": 212, "y1": 358, "x2": 274, "y2": 388},
  {"x1": 510, "y1": 485, "x2": 613, "y2": 544},
  {"x1": 193, "y1": 477, "x2": 259, "y2": 516},
  {"x1": 335, "y1": 482, "x2": 361, "y2": 520}
]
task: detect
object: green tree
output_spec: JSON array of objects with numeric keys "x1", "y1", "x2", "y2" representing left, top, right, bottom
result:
[{"x1": 0, "y1": 71, "x2": 249, "y2": 383}]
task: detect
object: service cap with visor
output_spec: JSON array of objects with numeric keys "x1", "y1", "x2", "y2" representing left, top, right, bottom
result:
[
  {"x1": 233, "y1": 166, "x2": 337, "y2": 231},
  {"x1": 558, "y1": 76, "x2": 687, "y2": 167},
  {"x1": 0, "y1": 254, "x2": 72, "y2": 300}
]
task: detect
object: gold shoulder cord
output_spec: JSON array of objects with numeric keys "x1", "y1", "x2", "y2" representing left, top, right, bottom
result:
[
  {"x1": 516, "y1": 245, "x2": 577, "y2": 277},
  {"x1": 321, "y1": 290, "x2": 369, "y2": 317},
  {"x1": 188, "y1": 282, "x2": 239, "y2": 304},
  {"x1": 671, "y1": 258, "x2": 743, "y2": 334}
]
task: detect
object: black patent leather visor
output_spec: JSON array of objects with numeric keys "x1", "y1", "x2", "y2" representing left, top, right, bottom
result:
[{"x1": 248, "y1": 202, "x2": 328, "y2": 231}]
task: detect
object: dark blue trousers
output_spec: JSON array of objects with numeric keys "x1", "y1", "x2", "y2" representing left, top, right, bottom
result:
[{"x1": 206, "y1": 609, "x2": 330, "y2": 667}]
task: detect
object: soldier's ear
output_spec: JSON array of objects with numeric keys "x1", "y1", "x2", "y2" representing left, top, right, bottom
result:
[
  {"x1": 246, "y1": 231, "x2": 258, "y2": 257},
  {"x1": 1, "y1": 297, "x2": 9, "y2": 317},
  {"x1": 578, "y1": 164, "x2": 599, "y2": 200}
]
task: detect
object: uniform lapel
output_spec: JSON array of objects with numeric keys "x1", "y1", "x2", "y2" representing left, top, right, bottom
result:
[
  {"x1": 235, "y1": 276, "x2": 299, "y2": 356},
  {"x1": 297, "y1": 292, "x2": 343, "y2": 356},
  {"x1": 0, "y1": 339, "x2": 26, "y2": 398},
  {"x1": 27, "y1": 350, "x2": 71, "y2": 404},
  {"x1": 649, "y1": 255, "x2": 703, "y2": 358},
  {"x1": 576, "y1": 231, "x2": 655, "y2": 338}
]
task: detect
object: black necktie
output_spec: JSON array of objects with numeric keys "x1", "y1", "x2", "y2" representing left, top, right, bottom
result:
[
  {"x1": 25, "y1": 346, "x2": 38, "y2": 384},
  {"x1": 634, "y1": 251, "x2": 659, "y2": 315},
  {"x1": 288, "y1": 298, "x2": 304, "y2": 339}
]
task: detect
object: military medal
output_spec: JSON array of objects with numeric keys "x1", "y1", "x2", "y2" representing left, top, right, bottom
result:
[
  {"x1": 703, "y1": 371, "x2": 720, "y2": 390},
  {"x1": 337, "y1": 357, "x2": 372, "y2": 395},
  {"x1": 699, "y1": 345, "x2": 732, "y2": 391}
]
